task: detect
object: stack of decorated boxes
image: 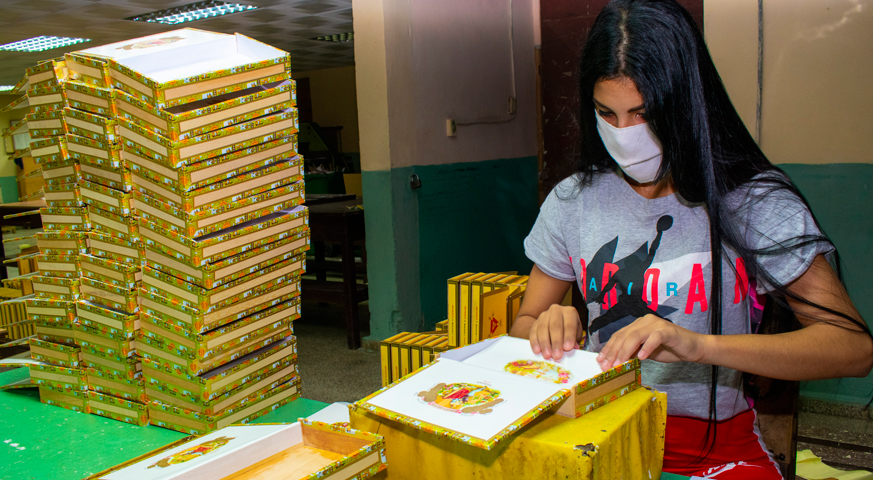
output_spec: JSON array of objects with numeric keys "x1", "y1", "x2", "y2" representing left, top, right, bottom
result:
[
  {"x1": 63, "y1": 28, "x2": 307, "y2": 434},
  {"x1": 22, "y1": 58, "x2": 95, "y2": 414}
]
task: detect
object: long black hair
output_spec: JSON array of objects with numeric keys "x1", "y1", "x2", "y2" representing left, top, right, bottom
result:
[{"x1": 574, "y1": 0, "x2": 872, "y2": 457}]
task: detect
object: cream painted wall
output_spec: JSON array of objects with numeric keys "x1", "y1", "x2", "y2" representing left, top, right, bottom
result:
[
  {"x1": 354, "y1": 0, "x2": 538, "y2": 172},
  {"x1": 705, "y1": 0, "x2": 873, "y2": 165},
  {"x1": 704, "y1": 0, "x2": 758, "y2": 138},
  {"x1": 760, "y1": 0, "x2": 872, "y2": 164},
  {"x1": 291, "y1": 65, "x2": 361, "y2": 153}
]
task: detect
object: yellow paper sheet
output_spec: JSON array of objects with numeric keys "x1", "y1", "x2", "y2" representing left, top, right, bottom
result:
[{"x1": 796, "y1": 449, "x2": 873, "y2": 480}]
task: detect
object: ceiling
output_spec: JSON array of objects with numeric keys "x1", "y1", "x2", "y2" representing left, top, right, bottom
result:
[{"x1": 0, "y1": 0, "x2": 355, "y2": 86}]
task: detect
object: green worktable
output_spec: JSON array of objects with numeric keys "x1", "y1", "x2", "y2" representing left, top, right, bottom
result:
[{"x1": 0, "y1": 368, "x2": 328, "y2": 479}]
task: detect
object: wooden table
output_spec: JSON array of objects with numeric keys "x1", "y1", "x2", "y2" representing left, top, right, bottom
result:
[
  {"x1": 0, "y1": 200, "x2": 45, "y2": 280},
  {"x1": 303, "y1": 198, "x2": 368, "y2": 349}
]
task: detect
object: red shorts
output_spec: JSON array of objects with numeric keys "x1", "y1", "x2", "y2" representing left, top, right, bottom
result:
[{"x1": 663, "y1": 409, "x2": 783, "y2": 479}]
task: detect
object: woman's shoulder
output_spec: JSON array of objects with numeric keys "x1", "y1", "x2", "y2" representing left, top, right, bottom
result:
[{"x1": 549, "y1": 170, "x2": 620, "y2": 201}]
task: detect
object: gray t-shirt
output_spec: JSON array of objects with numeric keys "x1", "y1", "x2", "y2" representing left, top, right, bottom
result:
[{"x1": 524, "y1": 171, "x2": 831, "y2": 420}]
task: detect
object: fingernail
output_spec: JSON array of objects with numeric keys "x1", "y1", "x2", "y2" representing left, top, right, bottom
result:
[
  {"x1": 542, "y1": 348, "x2": 550, "y2": 357},
  {"x1": 532, "y1": 345, "x2": 540, "y2": 354},
  {"x1": 564, "y1": 341, "x2": 573, "y2": 350},
  {"x1": 596, "y1": 354, "x2": 603, "y2": 361}
]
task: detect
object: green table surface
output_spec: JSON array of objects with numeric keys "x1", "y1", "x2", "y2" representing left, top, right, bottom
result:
[{"x1": 0, "y1": 368, "x2": 328, "y2": 479}]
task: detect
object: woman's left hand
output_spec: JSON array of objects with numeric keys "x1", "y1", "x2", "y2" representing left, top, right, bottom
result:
[{"x1": 596, "y1": 314, "x2": 710, "y2": 370}]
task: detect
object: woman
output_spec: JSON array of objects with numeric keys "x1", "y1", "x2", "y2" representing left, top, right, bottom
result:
[{"x1": 509, "y1": 0, "x2": 873, "y2": 478}]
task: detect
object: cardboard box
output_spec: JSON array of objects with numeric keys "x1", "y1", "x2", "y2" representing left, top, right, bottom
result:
[
  {"x1": 40, "y1": 207, "x2": 89, "y2": 231},
  {"x1": 86, "y1": 367, "x2": 147, "y2": 403},
  {"x1": 87, "y1": 390, "x2": 149, "y2": 426},
  {"x1": 139, "y1": 296, "x2": 299, "y2": 363},
  {"x1": 32, "y1": 275, "x2": 80, "y2": 301},
  {"x1": 35, "y1": 254, "x2": 81, "y2": 278},
  {"x1": 25, "y1": 297, "x2": 76, "y2": 323},
  {"x1": 81, "y1": 346, "x2": 142, "y2": 379},
  {"x1": 144, "y1": 233, "x2": 308, "y2": 289},
  {"x1": 35, "y1": 231, "x2": 88, "y2": 256},
  {"x1": 29, "y1": 338, "x2": 81, "y2": 367},
  {"x1": 88, "y1": 231, "x2": 141, "y2": 265},
  {"x1": 125, "y1": 134, "x2": 297, "y2": 191},
  {"x1": 71, "y1": 28, "x2": 290, "y2": 108},
  {"x1": 64, "y1": 81, "x2": 119, "y2": 117},
  {"x1": 40, "y1": 158, "x2": 79, "y2": 186},
  {"x1": 88, "y1": 420, "x2": 385, "y2": 480},
  {"x1": 30, "y1": 135, "x2": 68, "y2": 164},
  {"x1": 25, "y1": 84, "x2": 65, "y2": 112},
  {"x1": 66, "y1": 134, "x2": 129, "y2": 190},
  {"x1": 116, "y1": 79, "x2": 295, "y2": 141},
  {"x1": 147, "y1": 378, "x2": 301, "y2": 435},
  {"x1": 141, "y1": 259, "x2": 304, "y2": 314},
  {"x1": 44, "y1": 182, "x2": 82, "y2": 208},
  {"x1": 88, "y1": 205, "x2": 139, "y2": 239},
  {"x1": 76, "y1": 300, "x2": 139, "y2": 339},
  {"x1": 35, "y1": 322, "x2": 77, "y2": 346},
  {"x1": 79, "y1": 179, "x2": 134, "y2": 215},
  {"x1": 81, "y1": 277, "x2": 139, "y2": 313},
  {"x1": 131, "y1": 154, "x2": 302, "y2": 213},
  {"x1": 74, "y1": 323, "x2": 138, "y2": 358},
  {"x1": 26, "y1": 109, "x2": 65, "y2": 138},
  {"x1": 63, "y1": 107, "x2": 119, "y2": 143},
  {"x1": 38, "y1": 385, "x2": 89, "y2": 413},
  {"x1": 80, "y1": 254, "x2": 141, "y2": 291},
  {"x1": 29, "y1": 363, "x2": 87, "y2": 392},
  {"x1": 25, "y1": 58, "x2": 67, "y2": 88},
  {"x1": 137, "y1": 205, "x2": 307, "y2": 267},
  {"x1": 64, "y1": 53, "x2": 111, "y2": 87}
]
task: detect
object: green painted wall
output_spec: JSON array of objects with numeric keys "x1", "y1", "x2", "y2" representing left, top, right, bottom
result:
[
  {"x1": 781, "y1": 164, "x2": 873, "y2": 404},
  {"x1": 0, "y1": 176, "x2": 18, "y2": 203},
  {"x1": 416, "y1": 156, "x2": 538, "y2": 328}
]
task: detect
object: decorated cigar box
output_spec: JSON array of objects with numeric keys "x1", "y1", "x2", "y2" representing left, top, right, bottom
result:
[
  {"x1": 119, "y1": 108, "x2": 296, "y2": 168},
  {"x1": 39, "y1": 385, "x2": 89, "y2": 413},
  {"x1": 32, "y1": 275, "x2": 80, "y2": 301},
  {"x1": 36, "y1": 231, "x2": 88, "y2": 255},
  {"x1": 64, "y1": 81, "x2": 118, "y2": 117},
  {"x1": 77, "y1": 300, "x2": 140, "y2": 339},
  {"x1": 87, "y1": 367, "x2": 147, "y2": 403},
  {"x1": 79, "y1": 179, "x2": 134, "y2": 215},
  {"x1": 89, "y1": 420, "x2": 385, "y2": 480},
  {"x1": 26, "y1": 109, "x2": 65, "y2": 138},
  {"x1": 138, "y1": 205, "x2": 307, "y2": 268},
  {"x1": 87, "y1": 390, "x2": 149, "y2": 426},
  {"x1": 79, "y1": 159, "x2": 133, "y2": 192},
  {"x1": 40, "y1": 207, "x2": 89, "y2": 231},
  {"x1": 74, "y1": 323, "x2": 138, "y2": 358},
  {"x1": 125, "y1": 134, "x2": 297, "y2": 190},
  {"x1": 26, "y1": 57, "x2": 68, "y2": 87},
  {"x1": 148, "y1": 378, "x2": 301, "y2": 435},
  {"x1": 0, "y1": 94, "x2": 28, "y2": 113},
  {"x1": 132, "y1": 155, "x2": 303, "y2": 213},
  {"x1": 142, "y1": 336, "x2": 297, "y2": 403},
  {"x1": 116, "y1": 79, "x2": 294, "y2": 141},
  {"x1": 71, "y1": 28, "x2": 290, "y2": 108},
  {"x1": 147, "y1": 365, "x2": 298, "y2": 415},
  {"x1": 26, "y1": 297, "x2": 77, "y2": 323},
  {"x1": 63, "y1": 107, "x2": 119, "y2": 143},
  {"x1": 40, "y1": 158, "x2": 79, "y2": 186},
  {"x1": 35, "y1": 322, "x2": 77, "y2": 346},
  {"x1": 355, "y1": 336, "x2": 641, "y2": 450},
  {"x1": 82, "y1": 346, "x2": 142, "y2": 379},
  {"x1": 66, "y1": 134, "x2": 129, "y2": 187},
  {"x1": 145, "y1": 235, "x2": 308, "y2": 289},
  {"x1": 44, "y1": 182, "x2": 82, "y2": 208},
  {"x1": 26, "y1": 84, "x2": 65, "y2": 112},
  {"x1": 81, "y1": 277, "x2": 139, "y2": 313},
  {"x1": 88, "y1": 205, "x2": 139, "y2": 239},
  {"x1": 80, "y1": 254, "x2": 141, "y2": 290},
  {"x1": 88, "y1": 231, "x2": 141, "y2": 265},
  {"x1": 30, "y1": 135, "x2": 68, "y2": 164},
  {"x1": 139, "y1": 297, "x2": 298, "y2": 362},
  {"x1": 139, "y1": 282, "x2": 301, "y2": 333},
  {"x1": 2, "y1": 117, "x2": 27, "y2": 139},
  {"x1": 142, "y1": 259, "x2": 304, "y2": 313},
  {"x1": 138, "y1": 325, "x2": 293, "y2": 376},
  {"x1": 135, "y1": 180, "x2": 304, "y2": 238},
  {"x1": 29, "y1": 338, "x2": 82, "y2": 367},
  {"x1": 29, "y1": 362, "x2": 87, "y2": 392},
  {"x1": 35, "y1": 254, "x2": 80, "y2": 278},
  {"x1": 65, "y1": 52, "x2": 112, "y2": 87}
]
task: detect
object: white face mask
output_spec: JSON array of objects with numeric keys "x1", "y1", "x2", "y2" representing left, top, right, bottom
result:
[{"x1": 595, "y1": 111, "x2": 663, "y2": 184}]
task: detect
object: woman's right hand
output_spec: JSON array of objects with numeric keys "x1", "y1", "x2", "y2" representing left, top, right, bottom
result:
[{"x1": 529, "y1": 304, "x2": 584, "y2": 360}]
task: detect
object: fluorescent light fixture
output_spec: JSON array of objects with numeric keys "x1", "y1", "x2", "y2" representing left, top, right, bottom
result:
[
  {"x1": 0, "y1": 86, "x2": 16, "y2": 92},
  {"x1": 312, "y1": 33, "x2": 354, "y2": 43},
  {"x1": 126, "y1": 1, "x2": 258, "y2": 25},
  {"x1": 0, "y1": 36, "x2": 89, "y2": 52}
]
